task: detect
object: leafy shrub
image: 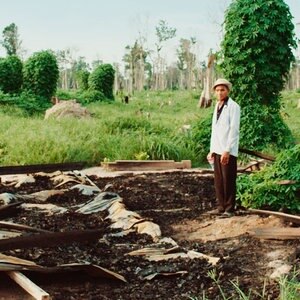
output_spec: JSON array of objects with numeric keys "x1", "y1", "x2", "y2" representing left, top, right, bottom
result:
[
  {"x1": 88, "y1": 64, "x2": 115, "y2": 100},
  {"x1": 55, "y1": 89, "x2": 77, "y2": 100},
  {"x1": 0, "y1": 55, "x2": 23, "y2": 94},
  {"x1": 237, "y1": 144, "x2": 300, "y2": 212},
  {"x1": 76, "y1": 90, "x2": 105, "y2": 104},
  {"x1": 0, "y1": 90, "x2": 50, "y2": 115},
  {"x1": 190, "y1": 115, "x2": 212, "y2": 163},
  {"x1": 76, "y1": 70, "x2": 90, "y2": 91},
  {"x1": 23, "y1": 50, "x2": 59, "y2": 100}
]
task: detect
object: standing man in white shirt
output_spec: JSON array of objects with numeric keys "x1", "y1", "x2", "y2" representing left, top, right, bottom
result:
[{"x1": 207, "y1": 78, "x2": 240, "y2": 217}]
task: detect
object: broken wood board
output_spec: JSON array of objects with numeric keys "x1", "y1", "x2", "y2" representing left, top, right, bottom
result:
[
  {"x1": 0, "y1": 229, "x2": 103, "y2": 251},
  {"x1": 127, "y1": 247, "x2": 220, "y2": 265},
  {"x1": 7, "y1": 271, "x2": 50, "y2": 300},
  {"x1": 249, "y1": 227, "x2": 300, "y2": 240},
  {"x1": 0, "y1": 254, "x2": 127, "y2": 283},
  {"x1": 248, "y1": 208, "x2": 300, "y2": 225},
  {"x1": 101, "y1": 160, "x2": 191, "y2": 171}
]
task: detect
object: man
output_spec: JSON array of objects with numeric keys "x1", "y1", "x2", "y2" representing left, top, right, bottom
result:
[{"x1": 207, "y1": 78, "x2": 240, "y2": 217}]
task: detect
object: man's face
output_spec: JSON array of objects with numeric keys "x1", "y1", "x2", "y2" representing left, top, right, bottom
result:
[{"x1": 214, "y1": 85, "x2": 229, "y2": 101}]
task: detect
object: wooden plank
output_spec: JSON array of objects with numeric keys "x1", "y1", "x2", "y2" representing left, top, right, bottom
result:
[
  {"x1": 0, "y1": 162, "x2": 86, "y2": 175},
  {"x1": 249, "y1": 227, "x2": 300, "y2": 240},
  {"x1": 101, "y1": 160, "x2": 191, "y2": 171},
  {"x1": 248, "y1": 208, "x2": 300, "y2": 225},
  {"x1": 7, "y1": 271, "x2": 50, "y2": 300},
  {"x1": 0, "y1": 229, "x2": 103, "y2": 251}
]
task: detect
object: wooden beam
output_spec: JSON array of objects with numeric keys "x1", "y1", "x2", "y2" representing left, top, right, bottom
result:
[
  {"x1": 0, "y1": 162, "x2": 86, "y2": 175},
  {"x1": 101, "y1": 160, "x2": 191, "y2": 171},
  {"x1": 249, "y1": 227, "x2": 300, "y2": 240},
  {"x1": 0, "y1": 229, "x2": 103, "y2": 251},
  {"x1": 7, "y1": 271, "x2": 50, "y2": 300},
  {"x1": 248, "y1": 208, "x2": 300, "y2": 225},
  {"x1": 239, "y1": 148, "x2": 275, "y2": 161}
]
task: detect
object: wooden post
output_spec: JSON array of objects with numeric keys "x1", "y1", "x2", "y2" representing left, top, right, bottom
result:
[{"x1": 7, "y1": 271, "x2": 50, "y2": 300}]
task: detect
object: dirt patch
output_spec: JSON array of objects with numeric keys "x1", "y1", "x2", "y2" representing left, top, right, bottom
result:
[
  {"x1": 0, "y1": 170, "x2": 299, "y2": 300},
  {"x1": 172, "y1": 214, "x2": 285, "y2": 242}
]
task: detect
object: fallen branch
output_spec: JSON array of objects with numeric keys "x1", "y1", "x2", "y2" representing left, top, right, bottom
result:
[
  {"x1": 7, "y1": 271, "x2": 50, "y2": 300},
  {"x1": 248, "y1": 208, "x2": 300, "y2": 225},
  {"x1": 239, "y1": 148, "x2": 275, "y2": 161},
  {"x1": 0, "y1": 221, "x2": 51, "y2": 234},
  {"x1": 0, "y1": 229, "x2": 103, "y2": 251},
  {"x1": 0, "y1": 202, "x2": 23, "y2": 219}
]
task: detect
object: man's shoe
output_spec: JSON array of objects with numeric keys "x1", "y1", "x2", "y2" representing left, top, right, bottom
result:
[
  {"x1": 208, "y1": 209, "x2": 224, "y2": 215},
  {"x1": 220, "y1": 211, "x2": 234, "y2": 218}
]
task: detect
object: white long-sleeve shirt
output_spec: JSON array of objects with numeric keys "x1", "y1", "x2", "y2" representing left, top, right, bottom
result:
[{"x1": 210, "y1": 98, "x2": 240, "y2": 157}]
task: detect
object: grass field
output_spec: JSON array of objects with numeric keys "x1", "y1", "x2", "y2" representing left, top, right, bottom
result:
[{"x1": 0, "y1": 90, "x2": 299, "y2": 167}]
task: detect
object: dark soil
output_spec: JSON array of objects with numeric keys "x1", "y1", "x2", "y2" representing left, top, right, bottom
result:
[{"x1": 0, "y1": 171, "x2": 299, "y2": 300}]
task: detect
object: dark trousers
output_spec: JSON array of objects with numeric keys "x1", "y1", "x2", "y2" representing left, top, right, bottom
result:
[{"x1": 213, "y1": 154, "x2": 237, "y2": 212}]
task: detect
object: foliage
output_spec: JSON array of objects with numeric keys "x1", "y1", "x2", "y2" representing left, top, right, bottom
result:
[
  {"x1": 0, "y1": 90, "x2": 50, "y2": 115},
  {"x1": 0, "y1": 90, "x2": 297, "y2": 167},
  {"x1": 237, "y1": 145, "x2": 300, "y2": 212},
  {"x1": 0, "y1": 55, "x2": 23, "y2": 94},
  {"x1": 76, "y1": 90, "x2": 105, "y2": 104},
  {"x1": 221, "y1": 0, "x2": 297, "y2": 150},
  {"x1": 23, "y1": 50, "x2": 59, "y2": 100},
  {"x1": 88, "y1": 64, "x2": 115, "y2": 100},
  {"x1": 190, "y1": 115, "x2": 212, "y2": 163},
  {"x1": 76, "y1": 70, "x2": 90, "y2": 91},
  {"x1": 155, "y1": 20, "x2": 177, "y2": 52},
  {"x1": 1, "y1": 23, "x2": 22, "y2": 56}
]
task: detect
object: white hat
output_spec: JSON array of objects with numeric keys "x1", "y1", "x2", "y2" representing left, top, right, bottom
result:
[{"x1": 213, "y1": 78, "x2": 232, "y2": 90}]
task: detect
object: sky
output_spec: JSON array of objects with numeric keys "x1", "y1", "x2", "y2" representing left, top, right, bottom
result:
[{"x1": 0, "y1": 0, "x2": 299, "y2": 67}]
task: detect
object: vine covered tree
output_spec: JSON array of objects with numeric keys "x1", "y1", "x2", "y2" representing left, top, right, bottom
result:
[
  {"x1": 221, "y1": 0, "x2": 297, "y2": 150},
  {"x1": 1, "y1": 23, "x2": 22, "y2": 56},
  {"x1": 23, "y1": 50, "x2": 59, "y2": 100},
  {"x1": 89, "y1": 64, "x2": 115, "y2": 100},
  {"x1": 0, "y1": 55, "x2": 23, "y2": 94}
]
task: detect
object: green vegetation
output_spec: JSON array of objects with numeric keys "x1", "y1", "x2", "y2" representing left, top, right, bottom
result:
[
  {"x1": 88, "y1": 63, "x2": 115, "y2": 100},
  {"x1": 237, "y1": 144, "x2": 300, "y2": 212},
  {"x1": 221, "y1": 0, "x2": 297, "y2": 151},
  {"x1": 0, "y1": 90, "x2": 209, "y2": 166},
  {"x1": 189, "y1": 269, "x2": 300, "y2": 299},
  {"x1": 0, "y1": 90, "x2": 298, "y2": 169},
  {"x1": 0, "y1": 55, "x2": 23, "y2": 94},
  {"x1": 23, "y1": 50, "x2": 59, "y2": 100}
]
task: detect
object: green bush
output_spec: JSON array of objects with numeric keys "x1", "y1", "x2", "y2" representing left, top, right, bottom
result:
[
  {"x1": 0, "y1": 90, "x2": 50, "y2": 115},
  {"x1": 237, "y1": 144, "x2": 300, "y2": 212},
  {"x1": 0, "y1": 55, "x2": 23, "y2": 94},
  {"x1": 55, "y1": 89, "x2": 77, "y2": 100},
  {"x1": 76, "y1": 70, "x2": 90, "y2": 91},
  {"x1": 77, "y1": 90, "x2": 105, "y2": 104},
  {"x1": 88, "y1": 64, "x2": 115, "y2": 100},
  {"x1": 23, "y1": 50, "x2": 59, "y2": 100},
  {"x1": 190, "y1": 115, "x2": 212, "y2": 163}
]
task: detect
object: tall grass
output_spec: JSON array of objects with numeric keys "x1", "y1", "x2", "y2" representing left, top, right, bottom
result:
[{"x1": 0, "y1": 90, "x2": 298, "y2": 167}]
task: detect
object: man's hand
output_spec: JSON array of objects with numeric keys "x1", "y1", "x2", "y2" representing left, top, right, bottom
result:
[
  {"x1": 221, "y1": 151, "x2": 230, "y2": 165},
  {"x1": 207, "y1": 152, "x2": 213, "y2": 160}
]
